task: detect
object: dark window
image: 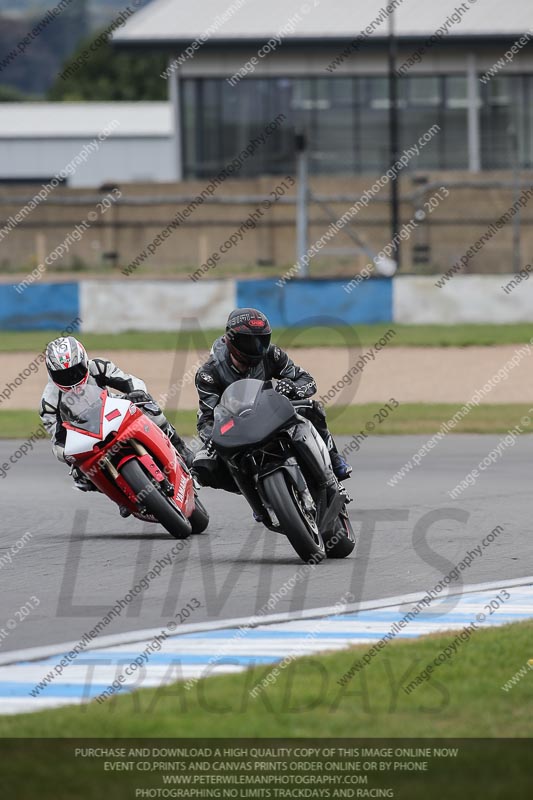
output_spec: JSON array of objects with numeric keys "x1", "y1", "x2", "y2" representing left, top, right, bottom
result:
[
  {"x1": 181, "y1": 74, "x2": 532, "y2": 177},
  {"x1": 480, "y1": 75, "x2": 533, "y2": 169}
]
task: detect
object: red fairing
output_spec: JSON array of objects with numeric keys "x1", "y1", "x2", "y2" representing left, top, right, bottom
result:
[{"x1": 67, "y1": 403, "x2": 195, "y2": 518}]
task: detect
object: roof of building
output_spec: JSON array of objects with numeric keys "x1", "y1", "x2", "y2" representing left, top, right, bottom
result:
[
  {"x1": 114, "y1": 0, "x2": 533, "y2": 44},
  {"x1": 0, "y1": 103, "x2": 171, "y2": 138}
]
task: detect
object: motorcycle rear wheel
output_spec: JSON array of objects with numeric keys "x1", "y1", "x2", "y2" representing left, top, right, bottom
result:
[
  {"x1": 262, "y1": 470, "x2": 325, "y2": 564},
  {"x1": 190, "y1": 495, "x2": 210, "y2": 534},
  {"x1": 120, "y1": 459, "x2": 192, "y2": 539},
  {"x1": 323, "y1": 507, "x2": 356, "y2": 558}
]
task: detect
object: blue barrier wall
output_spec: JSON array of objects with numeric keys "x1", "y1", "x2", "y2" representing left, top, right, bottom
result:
[
  {"x1": 236, "y1": 278, "x2": 393, "y2": 327},
  {"x1": 0, "y1": 277, "x2": 392, "y2": 330},
  {"x1": 2, "y1": 276, "x2": 531, "y2": 330},
  {"x1": 0, "y1": 283, "x2": 80, "y2": 330}
]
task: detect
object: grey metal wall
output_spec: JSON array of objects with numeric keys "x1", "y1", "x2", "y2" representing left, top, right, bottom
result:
[{"x1": 0, "y1": 137, "x2": 174, "y2": 187}]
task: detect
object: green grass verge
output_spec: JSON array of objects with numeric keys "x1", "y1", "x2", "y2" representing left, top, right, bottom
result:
[
  {"x1": 1, "y1": 620, "x2": 530, "y2": 739},
  {"x1": 4, "y1": 404, "x2": 533, "y2": 440},
  {"x1": 322, "y1": 402, "x2": 533, "y2": 435},
  {"x1": 2, "y1": 323, "x2": 533, "y2": 352}
]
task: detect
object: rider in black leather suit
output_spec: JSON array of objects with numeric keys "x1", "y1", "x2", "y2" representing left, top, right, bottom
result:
[{"x1": 192, "y1": 308, "x2": 352, "y2": 493}]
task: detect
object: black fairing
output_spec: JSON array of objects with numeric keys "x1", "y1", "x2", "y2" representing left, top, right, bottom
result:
[{"x1": 212, "y1": 379, "x2": 297, "y2": 452}]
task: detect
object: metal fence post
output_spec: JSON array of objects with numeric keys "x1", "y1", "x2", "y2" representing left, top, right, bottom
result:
[{"x1": 295, "y1": 133, "x2": 309, "y2": 278}]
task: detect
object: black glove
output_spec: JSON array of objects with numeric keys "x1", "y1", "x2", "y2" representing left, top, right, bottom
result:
[
  {"x1": 127, "y1": 390, "x2": 162, "y2": 416},
  {"x1": 275, "y1": 378, "x2": 298, "y2": 398},
  {"x1": 202, "y1": 439, "x2": 216, "y2": 457},
  {"x1": 127, "y1": 389, "x2": 153, "y2": 405}
]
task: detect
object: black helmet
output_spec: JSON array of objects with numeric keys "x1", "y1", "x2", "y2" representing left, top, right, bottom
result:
[{"x1": 225, "y1": 308, "x2": 272, "y2": 367}]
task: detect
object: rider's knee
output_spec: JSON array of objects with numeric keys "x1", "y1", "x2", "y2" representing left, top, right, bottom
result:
[
  {"x1": 193, "y1": 450, "x2": 239, "y2": 493},
  {"x1": 52, "y1": 442, "x2": 67, "y2": 462},
  {"x1": 192, "y1": 449, "x2": 217, "y2": 487}
]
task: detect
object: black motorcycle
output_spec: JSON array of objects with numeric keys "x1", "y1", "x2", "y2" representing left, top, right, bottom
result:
[{"x1": 211, "y1": 378, "x2": 355, "y2": 563}]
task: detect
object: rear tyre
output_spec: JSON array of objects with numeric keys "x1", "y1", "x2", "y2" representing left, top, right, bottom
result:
[
  {"x1": 120, "y1": 459, "x2": 191, "y2": 539},
  {"x1": 323, "y1": 508, "x2": 356, "y2": 559},
  {"x1": 262, "y1": 470, "x2": 325, "y2": 564},
  {"x1": 190, "y1": 495, "x2": 209, "y2": 534}
]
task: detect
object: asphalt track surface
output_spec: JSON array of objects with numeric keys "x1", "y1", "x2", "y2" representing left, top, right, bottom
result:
[{"x1": 1, "y1": 436, "x2": 532, "y2": 653}]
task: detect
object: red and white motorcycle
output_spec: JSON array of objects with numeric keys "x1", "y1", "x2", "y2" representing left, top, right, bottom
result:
[{"x1": 61, "y1": 383, "x2": 208, "y2": 538}]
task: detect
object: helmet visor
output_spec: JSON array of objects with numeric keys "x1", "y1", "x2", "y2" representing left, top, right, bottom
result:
[
  {"x1": 232, "y1": 332, "x2": 271, "y2": 359},
  {"x1": 49, "y1": 362, "x2": 88, "y2": 389}
]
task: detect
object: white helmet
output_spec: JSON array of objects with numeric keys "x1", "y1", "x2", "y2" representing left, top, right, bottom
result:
[{"x1": 45, "y1": 336, "x2": 89, "y2": 390}]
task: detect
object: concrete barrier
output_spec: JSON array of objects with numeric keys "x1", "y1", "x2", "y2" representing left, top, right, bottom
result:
[
  {"x1": 394, "y1": 275, "x2": 533, "y2": 324},
  {"x1": 1, "y1": 275, "x2": 533, "y2": 331},
  {"x1": 80, "y1": 279, "x2": 236, "y2": 332}
]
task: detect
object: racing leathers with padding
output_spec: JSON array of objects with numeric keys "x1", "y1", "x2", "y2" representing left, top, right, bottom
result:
[
  {"x1": 193, "y1": 337, "x2": 338, "y2": 491},
  {"x1": 39, "y1": 358, "x2": 192, "y2": 466}
]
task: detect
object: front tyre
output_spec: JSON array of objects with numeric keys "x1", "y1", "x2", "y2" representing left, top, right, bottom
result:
[
  {"x1": 120, "y1": 459, "x2": 191, "y2": 539},
  {"x1": 262, "y1": 470, "x2": 325, "y2": 564}
]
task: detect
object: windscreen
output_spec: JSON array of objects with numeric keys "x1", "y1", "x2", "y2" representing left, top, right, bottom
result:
[
  {"x1": 218, "y1": 379, "x2": 264, "y2": 416},
  {"x1": 60, "y1": 383, "x2": 105, "y2": 435},
  {"x1": 213, "y1": 378, "x2": 296, "y2": 450}
]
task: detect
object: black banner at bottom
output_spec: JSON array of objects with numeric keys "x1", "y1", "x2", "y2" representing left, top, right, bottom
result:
[{"x1": 1, "y1": 738, "x2": 532, "y2": 799}]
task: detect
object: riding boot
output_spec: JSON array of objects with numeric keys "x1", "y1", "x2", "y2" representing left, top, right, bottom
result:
[{"x1": 165, "y1": 424, "x2": 194, "y2": 468}]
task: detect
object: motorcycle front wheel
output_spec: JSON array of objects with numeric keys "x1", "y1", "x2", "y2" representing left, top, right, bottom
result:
[
  {"x1": 262, "y1": 470, "x2": 325, "y2": 564},
  {"x1": 120, "y1": 459, "x2": 192, "y2": 539}
]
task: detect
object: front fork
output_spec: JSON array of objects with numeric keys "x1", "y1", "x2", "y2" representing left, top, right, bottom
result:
[
  {"x1": 289, "y1": 417, "x2": 337, "y2": 490},
  {"x1": 289, "y1": 417, "x2": 344, "y2": 531}
]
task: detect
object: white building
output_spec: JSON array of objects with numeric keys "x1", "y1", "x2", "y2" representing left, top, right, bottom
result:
[
  {"x1": 114, "y1": 0, "x2": 533, "y2": 179},
  {"x1": 0, "y1": 102, "x2": 172, "y2": 187},
  {"x1": 1, "y1": 1, "x2": 531, "y2": 187}
]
